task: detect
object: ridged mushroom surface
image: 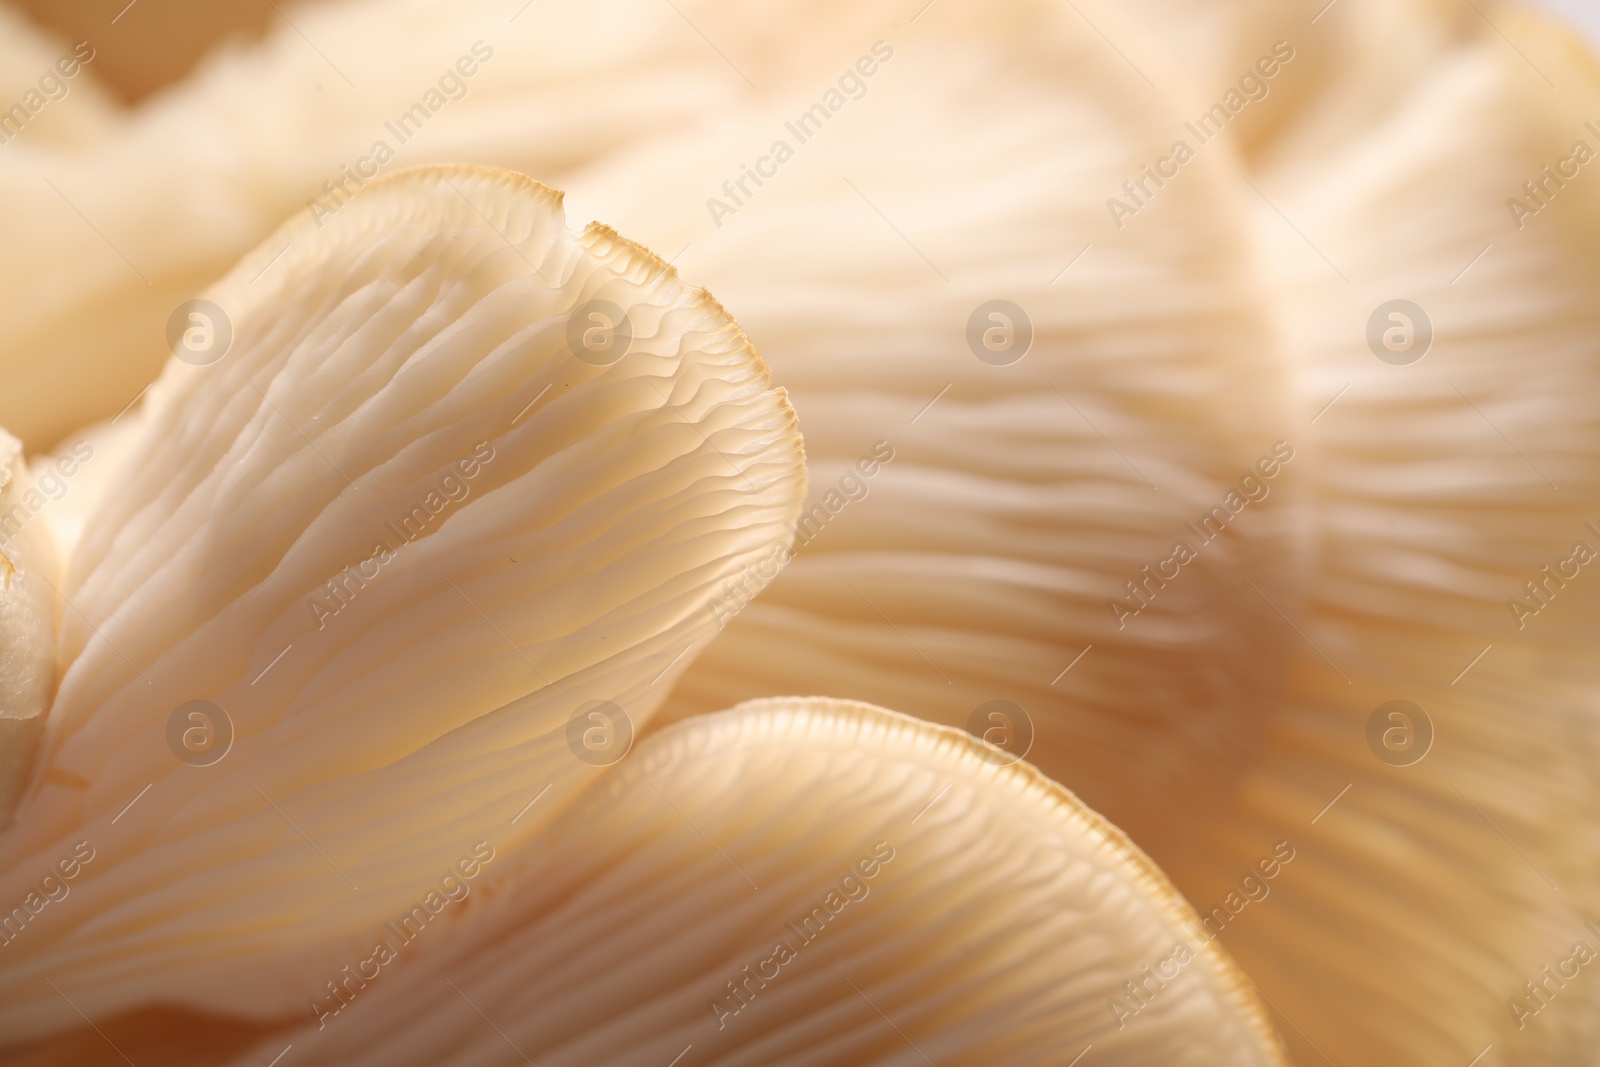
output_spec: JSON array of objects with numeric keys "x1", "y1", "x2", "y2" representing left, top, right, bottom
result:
[{"x1": 0, "y1": 164, "x2": 806, "y2": 1035}]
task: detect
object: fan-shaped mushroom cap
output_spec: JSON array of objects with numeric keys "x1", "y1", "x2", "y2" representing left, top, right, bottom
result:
[
  {"x1": 1163, "y1": 6, "x2": 1600, "y2": 1064},
  {"x1": 573, "y1": 0, "x2": 1296, "y2": 866},
  {"x1": 212, "y1": 698, "x2": 1288, "y2": 1067},
  {"x1": 0, "y1": 163, "x2": 805, "y2": 1037}
]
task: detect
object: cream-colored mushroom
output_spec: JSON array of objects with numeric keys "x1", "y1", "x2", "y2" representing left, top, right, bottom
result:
[
  {"x1": 194, "y1": 698, "x2": 1284, "y2": 1067},
  {"x1": 573, "y1": 0, "x2": 1297, "y2": 868},
  {"x1": 1139, "y1": 3, "x2": 1600, "y2": 1064},
  {"x1": 0, "y1": 163, "x2": 805, "y2": 1037},
  {"x1": 1, "y1": 1, "x2": 1594, "y2": 1062}
]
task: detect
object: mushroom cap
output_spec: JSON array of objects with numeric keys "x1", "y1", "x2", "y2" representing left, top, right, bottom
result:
[
  {"x1": 215, "y1": 697, "x2": 1288, "y2": 1067},
  {"x1": 1148, "y1": 3, "x2": 1600, "y2": 1063},
  {"x1": 582, "y1": 0, "x2": 1297, "y2": 865},
  {"x1": 0, "y1": 163, "x2": 805, "y2": 1035}
]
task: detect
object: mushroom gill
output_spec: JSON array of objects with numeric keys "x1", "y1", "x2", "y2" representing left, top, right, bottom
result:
[
  {"x1": 588, "y1": 0, "x2": 1298, "y2": 869},
  {"x1": 1152, "y1": 3, "x2": 1600, "y2": 1064},
  {"x1": 218, "y1": 698, "x2": 1287, "y2": 1067},
  {"x1": 0, "y1": 163, "x2": 805, "y2": 1037}
]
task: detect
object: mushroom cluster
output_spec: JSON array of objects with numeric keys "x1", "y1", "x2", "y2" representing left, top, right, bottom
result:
[{"x1": 0, "y1": 1, "x2": 1596, "y2": 1065}]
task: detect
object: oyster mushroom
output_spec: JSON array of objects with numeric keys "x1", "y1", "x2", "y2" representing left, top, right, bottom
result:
[
  {"x1": 0, "y1": 163, "x2": 806, "y2": 1036},
  {"x1": 0, "y1": 0, "x2": 1594, "y2": 1062},
  {"x1": 216, "y1": 698, "x2": 1287, "y2": 1067},
  {"x1": 1140, "y1": 2, "x2": 1600, "y2": 1063},
  {"x1": 575, "y1": 0, "x2": 1297, "y2": 870}
]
